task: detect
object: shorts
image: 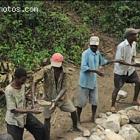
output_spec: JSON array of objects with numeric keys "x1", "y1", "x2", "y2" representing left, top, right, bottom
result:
[
  {"x1": 44, "y1": 100, "x2": 76, "y2": 119},
  {"x1": 76, "y1": 86, "x2": 98, "y2": 108},
  {"x1": 114, "y1": 71, "x2": 140, "y2": 89}
]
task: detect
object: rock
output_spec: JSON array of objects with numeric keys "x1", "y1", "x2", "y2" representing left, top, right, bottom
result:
[
  {"x1": 104, "y1": 129, "x2": 124, "y2": 140},
  {"x1": 91, "y1": 125, "x2": 105, "y2": 135},
  {"x1": 99, "y1": 134, "x2": 106, "y2": 140},
  {"x1": 137, "y1": 133, "x2": 140, "y2": 140},
  {"x1": 118, "y1": 110, "x2": 127, "y2": 115},
  {"x1": 96, "y1": 125, "x2": 105, "y2": 132},
  {"x1": 74, "y1": 137, "x2": 87, "y2": 140},
  {"x1": 83, "y1": 129, "x2": 91, "y2": 137},
  {"x1": 95, "y1": 118, "x2": 106, "y2": 128},
  {"x1": 116, "y1": 90, "x2": 128, "y2": 101},
  {"x1": 77, "y1": 125, "x2": 91, "y2": 137},
  {"x1": 132, "y1": 124, "x2": 140, "y2": 132},
  {"x1": 106, "y1": 112, "x2": 112, "y2": 116},
  {"x1": 127, "y1": 110, "x2": 140, "y2": 124},
  {"x1": 125, "y1": 106, "x2": 139, "y2": 111},
  {"x1": 91, "y1": 127, "x2": 97, "y2": 133},
  {"x1": 0, "y1": 133, "x2": 13, "y2": 140},
  {"x1": 119, "y1": 124, "x2": 139, "y2": 140},
  {"x1": 89, "y1": 133, "x2": 102, "y2": 140},
  {"x1": 105, "y1": 114, "x2": 121, "y2": 133},
  {"x1": 120, "y1": 114, "x2": 129, "y2": 126},
  {"x1": 98, "y1": 113, "x2": 107, "y2": 118}
]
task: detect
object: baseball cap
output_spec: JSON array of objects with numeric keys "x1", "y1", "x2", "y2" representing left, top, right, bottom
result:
[
  {"x1": 124, "y1": 28, "x2": 140, "y2": 38},
  {"x1": 90, "y1": 36, "x2": 100, "y2": 45},
  {"x1": 50, "y1": 53, "x2": 64, "y2": 67}
]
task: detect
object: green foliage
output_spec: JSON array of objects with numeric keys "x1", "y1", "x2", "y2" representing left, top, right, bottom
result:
[
  {"x1": 69, "y1": 1, "x2": 140, "y2": 41},
  {"x1": 1, "y1": 1, "x2": 140, "y2": 70},
  {"x1": 0, "y1": 1, "x2": 90, "y2": 69}
]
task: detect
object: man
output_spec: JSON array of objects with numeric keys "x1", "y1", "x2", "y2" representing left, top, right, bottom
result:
[
  {"x1": 5, "y1": 68, "x2": 45, "y2": 140},
  {"x1": 111, "y1": 28, "x2": 140, "y2": 112},
  {"x1": 76, "y1": 36, "x2": 108, "y2": 123},
  {"x1": 32, "y1": 53, "x2": 80, "y2": 140}
]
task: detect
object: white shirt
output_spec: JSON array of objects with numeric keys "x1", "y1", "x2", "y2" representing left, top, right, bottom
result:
[
  {"x1": 5, "y1": 84, "x2": 26, "y2": 128},
  {"x1": 114, "y1": 39, "x2": 136, "y2": 76}
]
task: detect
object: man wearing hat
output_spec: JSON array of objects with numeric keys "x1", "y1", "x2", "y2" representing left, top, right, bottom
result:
[
  {"x1": 32, "y1": 53, "x2": 80, "y2": 140},
  {"x1": 111, "y1": 28, "x2": 140, "y2": 112},
  {"x1": 76, "y1": 35, "x2": 108, "y2": 122}
]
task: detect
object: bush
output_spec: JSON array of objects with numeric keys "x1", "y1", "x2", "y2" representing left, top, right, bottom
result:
[
  {"x1": 1, "y1": 1, "x2": 140, "y2": 70},
  {"x1": 0, "y1": 1, "x2": 90, "y2": 70}
]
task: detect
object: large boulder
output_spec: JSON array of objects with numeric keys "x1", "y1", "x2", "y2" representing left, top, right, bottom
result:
[
  {"x1": 105, "y1": 114, "x2": 121, "y2": 133},
  {"x1": 104, "y1": 129, "x2": 125, "y2": 140},
  {"x1": 132, "y1": 124, "x2": 140, "y2": 132},
  {"x1": 95, "y1": 118, "x2": 106, "y2": 128},
  {"x1": 119, "y1": 124, "x2": 139, "y2": 140},
  {"x1": 89, "y1": 133, "x2": 103, "y2": 140},
  {"x1": 120, "y1": 114, "x2": 129, "y2": 126},
  {"x1": 127, "y1": 110, "x2": 140, "y2": 124},
  {"x1": 98, "y1": 113, "x2": 107, "y2": 119},
  {"x1": 74, "y1": 137, "x2": 87, "y2": 140}
]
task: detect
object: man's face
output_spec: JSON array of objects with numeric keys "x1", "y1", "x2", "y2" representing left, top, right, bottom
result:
[
  {"x1": 90, "y1": 45, "x2": 98, "y2": 53},
  {"x1": 130, "y1": 33, "x2": 138, "y2": 42},
  {"x1": 17, "y1": 76, "x2": 27, "y2": 85}
]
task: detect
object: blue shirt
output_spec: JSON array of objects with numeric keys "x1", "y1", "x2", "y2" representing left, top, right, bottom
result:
[{"x1": 79, "y1": 48, "x2": 107, "y2": 89}]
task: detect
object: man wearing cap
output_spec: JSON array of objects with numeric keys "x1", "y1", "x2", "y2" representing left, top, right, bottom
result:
[
  {"x1": 76, "y1": 35, "x2": 108, "y2": 122},
  {"x1": 32, "y1": 53, "x2": 80, "y2": 140},
  {"x1": 111, "y1": 28, "x2": 140, "y2": 112}
]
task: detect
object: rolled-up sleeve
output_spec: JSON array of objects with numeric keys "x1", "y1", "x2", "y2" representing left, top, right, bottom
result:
[
  {"x1": 81, "y1": 52, "x2": 90, "y2": 72},
  {"x1": 5, "y1": 90, "x2": 16, "y2": 110}
]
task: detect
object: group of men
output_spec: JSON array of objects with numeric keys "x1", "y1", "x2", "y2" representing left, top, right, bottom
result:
[{"x1": 3, "y1": 28, "x2": 140, "y2": 140}]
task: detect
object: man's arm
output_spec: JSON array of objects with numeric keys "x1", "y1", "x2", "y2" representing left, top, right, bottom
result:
[
  {"x1": 5, "y1": 91, "x2": 42, "y2": 114},
  {"x1": 86, "y1": 69, "x2": 104, "y2": 76},
  {"x1": 81, "y1": 52, "x2": 104, "y2": 76},
  {"x1": 31, "y1": 69, "x2": 45, "y2": 108},
  {"x1": 11, "y1": 108, "x2": 41, "y2": 114},
  {"x1": 53, "y1": 89, "x2": 67, "y2": 103},
  {"x1": 49, "y1": 89, "x2": 67, "y2": 110},
  {"x1": 102, "y1": 59, "x2": 131, "y2": 66}
]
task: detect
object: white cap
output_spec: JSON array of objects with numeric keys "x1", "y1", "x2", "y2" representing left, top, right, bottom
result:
[
  {"x1": 51, "y1": 61, "x2": 62, "y2": 67},
  {"x1": 90, "y1": 36, "x2": 100, "y2": 45}
]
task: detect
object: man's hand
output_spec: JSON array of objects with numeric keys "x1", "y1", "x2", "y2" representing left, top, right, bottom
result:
[
  {"x1": 96, "y1": 71, "x2": 104, "y2": 77},
  {"x1": 114, "y1": 60, "x2": 125, "y2": 64},
  {"x1": 131, "y1": 63, "x2": 140, "y2": 67}
]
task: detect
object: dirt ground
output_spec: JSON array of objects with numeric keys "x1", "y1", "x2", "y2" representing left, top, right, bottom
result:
[{"x1": 23, "y1": 65, "x2": 140, "y2": 140}]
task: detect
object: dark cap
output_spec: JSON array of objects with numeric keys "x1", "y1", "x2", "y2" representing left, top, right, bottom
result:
[{"x1": 124, "y1": 28, "x2": 140, "y2": 38}]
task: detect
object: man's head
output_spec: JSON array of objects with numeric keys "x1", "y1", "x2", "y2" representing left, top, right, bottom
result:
[
  {"x1": 14, "y1": 68, "x2": 27, "y2": 85},
  {"x1": 89, "y1": 36, "x2": 99, "y2": 53},
  {"x1": 124, "y1": 28, "x2": 140, "y2": 42},
  {"x1": 50, "y1": 53, "x2": 64, "y2": 68}
]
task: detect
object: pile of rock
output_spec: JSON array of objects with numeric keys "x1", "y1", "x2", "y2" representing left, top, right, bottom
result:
[{"x1": 74, "y1": 106, "x2": 140, "y2": 140}]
